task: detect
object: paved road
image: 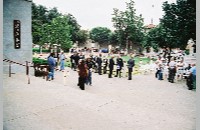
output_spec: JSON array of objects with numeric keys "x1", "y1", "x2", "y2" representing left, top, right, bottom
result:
[{"x1": 3, "y1": 67, "x2": 196, "y2": 130}]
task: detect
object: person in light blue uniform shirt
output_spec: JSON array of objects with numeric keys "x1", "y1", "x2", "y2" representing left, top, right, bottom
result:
[
  {"x1": 189, "y1": 63, "x2": 196, "y2": 89},
  {"x1": 59, "y1": 51, "x2": 66, "y2": 71},
  {"x1": 47, "y1": 53, "x2": 56, "y2": 81}
]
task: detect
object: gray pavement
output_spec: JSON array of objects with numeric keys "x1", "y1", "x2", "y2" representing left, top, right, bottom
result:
[{"x1": 3, "y1": 67, "x2": 196, "y2": 130}]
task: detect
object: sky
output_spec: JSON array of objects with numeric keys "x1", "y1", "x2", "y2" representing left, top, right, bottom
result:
[{"x1": 32, "y1": 0, "x2": 176, "y2": 30}]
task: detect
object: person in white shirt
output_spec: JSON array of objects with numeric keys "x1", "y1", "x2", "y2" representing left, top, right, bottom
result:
[
  {"x1": 176, "y1": 60, "x2": 185, "y2": 79},
  {"x1": 168, "y1": 57, "x2": 177, "y2": 83}
]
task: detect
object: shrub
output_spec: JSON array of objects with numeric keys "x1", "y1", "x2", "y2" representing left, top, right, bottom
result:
[
  {"x1": 33, "y1": 57, "x2": 48, "y2": 64},
  {"x1": 32, "y1": 48, "x2": 50, "y2": 53}
]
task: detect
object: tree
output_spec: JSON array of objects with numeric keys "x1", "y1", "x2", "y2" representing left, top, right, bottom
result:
[
  {"x1": 112, "y1": 0, "x2": 145, "y2": 51},
  {"x1": 32, "y1": 3, "x2": 62, "y2": 49},
  {"x1": 32, "y1": 3, "x2": 82, "y2": 50},
  {"x1": 76, "y1": 30, "x2": 89, "y2": 45},
  {"x1": 112, "y1": 8, "x2": 126, "y2": 48},
  {"x1": 109, "y1": 31, "x2": 119, "y2": 45},
  {"x1": 47, "y1": 16, "x2": 73, "y2": 51},
  {"x1": 143, "y1": 25, "x2": 167, "y2": 52},
  {"x1": 32, "y1": 3, "x2": 48, "y2": 46},
  {"x1": 64, "y1": 13, "x2": 81, "y2": 43},
  {"x1": 160, "y1": 0, "x2": 196, "y2": 50},
  {"x1": 46, "y1": 7, "x2": 62, "y2": 23},
  {"x1": 89, "y1": 27, "x2": 111, "y2": 44}
]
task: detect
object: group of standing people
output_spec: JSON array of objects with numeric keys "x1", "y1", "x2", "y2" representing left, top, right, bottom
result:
[{"x1": 69, "y1": 52, "x2": 136, "y2": 90}]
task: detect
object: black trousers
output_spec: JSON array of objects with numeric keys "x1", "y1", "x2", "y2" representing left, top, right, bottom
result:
[
  {"x1": 103, "y1": 66, "x2": 107, "y2": 74},
  {"x1": 128, "y1": 68, "x2": 133, "y2": 80},
  {"x1": 98, "y1": 65, "x2": 102, "y2": 75},
  {"x1": 116, "y1": 69, "x2": 122, "y2": 77},
  {"x1": 186, "y1": 75, "x2": 193, "y2": 90},
  {"x1": 79, "y1": 77, "x2": 86, "y2": 90},
  {"x1": 168, "y1": 68, "x2": 176, "y2": 83},
  {"x1": 109, "y1": 69, "x2": 113, "y2": 78}
]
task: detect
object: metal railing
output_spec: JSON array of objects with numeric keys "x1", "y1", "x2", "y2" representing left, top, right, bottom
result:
[{"x1": 3, "y1": 59, "x2": 49, "y2": 84}]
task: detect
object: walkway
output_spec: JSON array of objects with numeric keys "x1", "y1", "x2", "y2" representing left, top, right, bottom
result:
[{"x1": 3, "y1": 67, "x2": 196, "y2": 130}]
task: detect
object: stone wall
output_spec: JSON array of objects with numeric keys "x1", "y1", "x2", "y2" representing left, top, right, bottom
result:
[{"x1": 3, "y1": 0, "x2": 33, "y2": 74}]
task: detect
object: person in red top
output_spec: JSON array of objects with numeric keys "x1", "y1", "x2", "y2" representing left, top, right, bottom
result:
[{"x1": 77, "y1": 60, "x2": 88, "y2": 90}]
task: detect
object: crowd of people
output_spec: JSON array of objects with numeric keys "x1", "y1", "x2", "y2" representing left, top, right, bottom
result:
[
  {"x1": 46, "y1": 51, "x2": 136, "y2": 90},
  {"x1": 69, "y1": 52, "x2": 136, "y2": 90},
  {"x1": 154, "y1": 54, "x2": 196, "y2": 90},
  {"x1": 46, "y1": 50, "x2": 196, "y2": 91}
]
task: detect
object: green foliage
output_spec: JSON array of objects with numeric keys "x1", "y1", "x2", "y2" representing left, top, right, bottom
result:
[
  {"x1": 32, "y1": 48, "x2": 50, "y2": 53},
  {"x1": 32, "y1": 3, "x2": 83, "y2": 50},
  {"x1": 109, "y1": 31, "x2": 119, "y2": 45},
  {"x1": 111, "y1": 0, "x2": 145, "y2": 49},
  {"x1": 32, "y1": 57, "x2": 48, "y2": 64},
  {"x1": 76, "y1": 30, "x2": 89, "y2": 45},
  {"x1": 160, "y1": 0, "x2": 196, "y2": 49},
  {"x1": 142, "y1": 25, "x2": 166, "y2": 51},
  {"x1": 32, "y1": 3, "x2": 62, "y2": 46},
  {"x1": 89, "y1": 27, "x2": 111, "y2": 44},
  {"x1": 46, "y1": 16, "x2": 73, "y2": 51}
]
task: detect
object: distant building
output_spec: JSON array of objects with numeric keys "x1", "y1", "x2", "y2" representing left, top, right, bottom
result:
[
  {"x1": 144, "y1": 23, "x2": 156, "y2": 33},
  {"x1": 3, "y1": 0, "x2": 32, "y2": 73}
]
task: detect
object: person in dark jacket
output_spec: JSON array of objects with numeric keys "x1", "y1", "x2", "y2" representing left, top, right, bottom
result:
[
  {"x1": 109, "y1": 56, "x2": 115, "y2": 78},
  {"x1": 70, "y1": 53, "x2": 75, "y2": 70},
  {"x1": 79, "y1": 52, "x2": 85, "y2": 60},
  {"x1": 85, "y1": 57, "x2": 95, "y2": 85},
  {"x1": 103, "y1": 57, "x2": 108, "y2": 74},
  {"x1": 96, "y1": 54, "x2": 103, "y2": 75},
  {"x1": 127, "y1": 55, "x2": 135, "y2": 80},
  {"x1": 77, "y1": 60, "x2": 88, "y2": 90},
  {"x1": 47, "y1": 53, "x2": 56, "y2": 81},
  {"x1": 115, "y1": 55, "x2": 124, "y2": 78},
  {"x1": 73, "y1": 53, "x2": 80, "y2": 71}
]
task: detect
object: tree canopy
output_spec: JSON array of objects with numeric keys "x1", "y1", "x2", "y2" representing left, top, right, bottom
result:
[
  {"x1": 160, "y1": 0, "x2": 196, "y2": 50},
  {"x1": 32, "y1": 3, "x2": 88, "y2": 50},
  {"x1": 89, "y1": 27, "x2": 111, "y2": 44},
  {"x1": 112, "y1": 0, "x2": 145, "y2": 50}
]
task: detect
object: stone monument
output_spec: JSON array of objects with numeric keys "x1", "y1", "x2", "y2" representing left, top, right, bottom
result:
[{"x1": 3, "y1": 0, "x2": 32, "y2": 73}]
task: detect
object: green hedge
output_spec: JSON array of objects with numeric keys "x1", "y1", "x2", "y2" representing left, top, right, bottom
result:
[
  {"x1": 33, "y1": 57, "x2": 48, "y2": 64},
  {"x1": 33, "y1": 48, "x2": 50, "y2": 53}
]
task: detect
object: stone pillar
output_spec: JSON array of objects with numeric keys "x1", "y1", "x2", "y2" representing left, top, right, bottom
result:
[{"x1": 3, "y1": 0, "x2": 32, "y2": 74}]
